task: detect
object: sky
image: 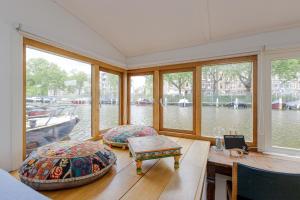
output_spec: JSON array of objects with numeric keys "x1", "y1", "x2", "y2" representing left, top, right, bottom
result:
[
  {"x1": 26, "y1": 47, "x2": 148, "y2": 88},
  {"x1": 26, "y1": 47, "x2": 91, "y2": 75},
  {"x1": 131, "y1": 76, "x2": 146, "y2": 89}
]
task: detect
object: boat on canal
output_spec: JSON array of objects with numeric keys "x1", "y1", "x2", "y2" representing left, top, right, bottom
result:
[{"x1": 26, "y1": 105, "x2": 80, "y2": 155}]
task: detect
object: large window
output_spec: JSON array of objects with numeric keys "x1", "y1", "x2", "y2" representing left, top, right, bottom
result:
[
  {"x1": 25, "y1": 47, "x2": 91, "y2": 155},
  {"x1": 99, "y1": 70, "x2": 120, "y2": 130},
  {"x1": 160, "y1": 70, "x2": 194, "y2": 132},
  {"x1": 129, "y1": 74, "x2": 153, "y2": 126},
  {"x1": 127, "y1": 57, "x2": 257, "y2": 146},
  {"x1": 201, "y1": 60, "x2": 256, "y2": 143},
  {"x1": 271, "y1": 58, "x2": 300, "y2": 150}
]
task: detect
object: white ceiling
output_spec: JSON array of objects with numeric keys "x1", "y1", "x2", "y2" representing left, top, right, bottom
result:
[{"x1": 52, "y1": 0, "x2": 300, "y2": 58}]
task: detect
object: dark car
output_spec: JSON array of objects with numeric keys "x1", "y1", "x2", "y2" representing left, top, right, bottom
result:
[{"x1": 224, "y1": 102, "x2": 249, "y2": 109}]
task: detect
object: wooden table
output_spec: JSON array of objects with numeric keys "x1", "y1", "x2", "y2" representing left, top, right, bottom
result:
[
  {"x1": 207, "y1": 148, "x2": 300, "y2": 200},
  {"x1": 12, "y1": 137, "x2": 211, "y2": 200},
  {"x1": 128, "y1": 135, "x2": 182, "y2": 175}
]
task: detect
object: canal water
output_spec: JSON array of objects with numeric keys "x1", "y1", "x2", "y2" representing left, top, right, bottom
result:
[{"x1": 30, "y1": 104, "x2": 300, "y2": 150}]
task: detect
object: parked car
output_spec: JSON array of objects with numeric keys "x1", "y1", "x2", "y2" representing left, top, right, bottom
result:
[
  {"x1": 224, "y1": 102, "x2": 249, "y2": 109},
  {"x1": 71, "y1": 97, "x2": 91, "y2": 104},
  {"x1": 26, "y1": 97, "x2": 42, "y2": 103},
  {"x1": 41, "y1": 97, "x2": 56, "y2": 103}
]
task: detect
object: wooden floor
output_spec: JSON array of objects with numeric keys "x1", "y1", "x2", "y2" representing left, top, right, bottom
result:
[{"x1": 12, "y1": 137, "x2": 210, "y2": 200}]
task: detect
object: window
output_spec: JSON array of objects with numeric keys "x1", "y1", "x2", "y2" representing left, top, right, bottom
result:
[
  {"x1": 99, "y1": 70, "x2": 120, "y2": 130},
  {"x1": 271, "y1": 58, "x2": 300, "y2": 150},
  {"x1": 25, "y1": 47, "x2": 91, "y2": 155},
  {"x1": 129, "y1": 74, "x2": 153, "y2": 126},
  {"x1": 201, "y1": 60, "x2": 256, "y2": 143},
  {"x1": 160, "y1": 70, "x2": 194, "y2": 132}
]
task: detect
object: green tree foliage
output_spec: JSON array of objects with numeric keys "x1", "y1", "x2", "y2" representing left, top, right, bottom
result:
[
  {"x1": 26, "y1": 58, "x2": 67, "y2": 96},
  {"x1": 26, "y1": 58, "x2": 90, "y2": 97},
  {"x1": 164, "y1": 72, "x2": 192, "y2": 96},
  {"x1": 144, "y1": 75, "x2": 153, "y2": 100},
  {"x1": 202, "y1": 66, "x2": 224, "y2": 95},
  {"x1": 107, "y1": 73, "x2": 119, "y2": 98},
  {"x1": 69, "y1": 70, "x2": 88, "y2": 95},
  {"x1": 130, "y1": 75, "x2": 153, "y2": 102},
  {"x1": 100, "y1": 72, "x2": 119, "y2": 100},
  {"x1": 202, "y1": 63, "x2": 253, "y2": 94},
  {"x1": 272, "y1": 59, "x2": 300, "y2": 82},
  {"x1": 222, "y1": 63, "x2": 252, "y2": 92}
]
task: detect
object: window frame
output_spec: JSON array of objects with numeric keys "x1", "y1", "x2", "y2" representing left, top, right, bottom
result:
[
  {"x1": 127, "y1": 56, "x2": 257, "y2": 144},
  {"x1": 263, "y1": 50, "x2": 300, "y2": 156},
  {"x1": 127, "y1": 72, "x2": 154, "y2": 126},
  {"x1": 23, "y1": 44, "x2": 94, "y2": 158},
  {"x1": 23, "y1": 38, "x2": 125, "y2": 159},
  {"x1": 159, "y1": 67, "x2": 196, "y2": 134},
  {"x1": 99, "y1": 68, "x2": 124, "y2": 132},
  {"x1": 198, "y1": 56, "x2": 258, "y2": 148}
]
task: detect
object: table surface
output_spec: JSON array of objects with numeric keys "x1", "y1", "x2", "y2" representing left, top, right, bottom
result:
[
  {"x1": 13, "y1": 137, "x2": 210, "y2": 200},
  {"x1": 206, "y1": 148, "x2": 300, "y2": 200},
  {"x1": 128, "y1": 135, "x2": 182, "y2": 153},
  {"x1": 208, "y1": 148, "x2": 300, "y2": 174}
]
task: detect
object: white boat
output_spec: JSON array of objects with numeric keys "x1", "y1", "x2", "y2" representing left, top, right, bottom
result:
[{"x1": 26, "y1": 106, "x2": 80, "y2": 155}]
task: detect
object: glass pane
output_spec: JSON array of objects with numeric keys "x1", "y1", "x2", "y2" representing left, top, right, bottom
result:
[
  {"x1": 201, "y1": 62, "x2": 253, "y2": 141},
  {"x1": 130, "y1": 75, "x2": 153, "y2": 126},
  {"x1": 271, "y1": 58, "x2": 300, "y2": 149},
  {"x1": 162, "y1": 71, "x2": 193, "y2": 131},
  {"x1": 99, "y1": 71, "x2": 120, "y2": 130},
  {"x1": 25, "y1": 47, "x2": 91, "y2": 155}
]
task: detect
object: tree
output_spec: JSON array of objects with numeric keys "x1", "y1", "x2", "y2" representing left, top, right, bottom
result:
[
  {"x1": 144, "y1": 75, "x2": 153, "y2": 100},
  {"x1": 164, "y1": 72, "x2": 192, "y2": 96},
  {"x1": 202, "y1": 67, "x2": 224, "y2": 95},
  {"x1": 69, "y1": 71, "x2": 88, "y2": 95},
  {"x1": 26, "y1": 58, "x2": 67, "y2": 96},
  {"x1": 222, "y1": 63, "x2": 252, "y2": 92},
  {"x1": 100, "y1": 72, "x2": 119, "y2": 100},
  {"x1": 237, "y1": 66, "x2": 252, "y2": 92},
  {"x1": 272, "y1": 59, "x2": 300, "y2": 82}
]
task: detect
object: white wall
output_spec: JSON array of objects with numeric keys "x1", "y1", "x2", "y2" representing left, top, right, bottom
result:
[
  {"x1": 127, "y1": 26, "x2": 300, "y2": 68},
  {"x1": 0, "y1": 0, "x2": 127, "y2": 171},
  {"x1": 0, "y1": 21, "x2": 13, "y2": 171},
  {"x1": 0, "y1": 0, "x2": 126, "y2": 67}
]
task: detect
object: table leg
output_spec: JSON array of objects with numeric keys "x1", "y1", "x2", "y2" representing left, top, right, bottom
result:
[
  {"x1": 129, "y1": 151, "x2": 132, "y2": 157},
  {"x1": 136, "y1": 160, "x2": 142, "y2": 175},
  {"x1": 174, "y1": 155, "x2": 180, "y2": 169},
  {"x1": 207, "y1": 162, "x2": 216, "y2": 200}
]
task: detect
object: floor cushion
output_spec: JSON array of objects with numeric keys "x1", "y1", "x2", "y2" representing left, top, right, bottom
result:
[
  {"x1": 19, "y1": 140, "x2": 116, "y2": 190},
  {"x1": 103, "y1": 125, "x2": 158, "y2": 149}
]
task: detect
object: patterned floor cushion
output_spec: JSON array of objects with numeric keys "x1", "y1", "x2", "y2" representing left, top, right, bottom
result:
[
  {"x1": 103, "y1": 125, "x2": 158, "y2": 149},
  {"x1": 19, "y1": 140, "x2": 116, "y2": 190}
]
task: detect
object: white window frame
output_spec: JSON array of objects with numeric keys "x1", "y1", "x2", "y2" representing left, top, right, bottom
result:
[{"x1": 263, "y1": 48, "x2": 300, "y2": 156}]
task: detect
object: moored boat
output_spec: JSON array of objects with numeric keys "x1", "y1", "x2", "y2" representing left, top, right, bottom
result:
[{"x1": 26, "y1": 106, "x2": 80, "y2": 155}]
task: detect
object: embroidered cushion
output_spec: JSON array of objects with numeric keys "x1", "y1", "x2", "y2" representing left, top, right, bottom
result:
[
  {"x1": 19, "y1": 140, "x2": 116, "y2": 190},
  {"x1": 103, "y1": 125, "x2": 158, "y2": 148}
]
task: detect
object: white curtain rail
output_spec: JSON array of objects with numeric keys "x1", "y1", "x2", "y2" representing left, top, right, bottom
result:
[
  {"x1": 16, "y1": 23, "x2": 76, "y2": 54},
  {"x1": 15, "y1": 23, "x2": 95, "y2": 63}
]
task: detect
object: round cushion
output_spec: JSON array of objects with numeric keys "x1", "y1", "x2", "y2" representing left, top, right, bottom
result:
[
  {"x1": 103, "y1": 125, "x2": 158, "y2": 148},
  {"x1": 19, "y1": 140, "x2": 116, "y2": 190}
]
